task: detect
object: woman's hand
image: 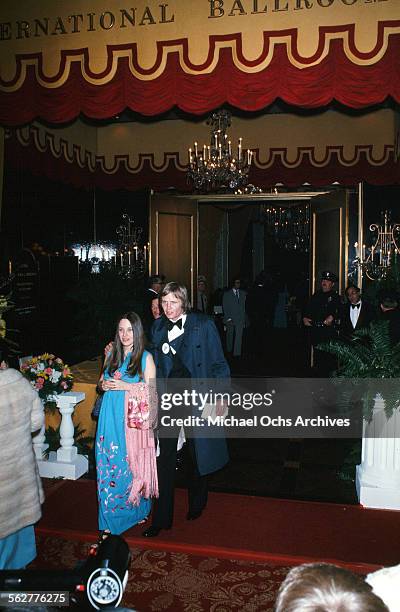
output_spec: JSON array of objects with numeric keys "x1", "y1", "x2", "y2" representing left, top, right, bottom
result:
[
  {"x1": 104, "y1": 378, "x2": 130, "y2": 391},
  {"x1": 104, "y1": 342, "x2": 114, "y2": 356}
]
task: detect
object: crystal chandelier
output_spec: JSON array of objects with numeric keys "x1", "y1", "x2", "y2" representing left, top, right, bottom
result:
[
  {"x1": 262, "y1": 203, "x2": 310, "y2": 253},
  {"x1": 352, "y1": 210, "x2": 400, "y2": 281},
  {"x1": 187, "y1": 109, "x2": 255, "y2": 193}
]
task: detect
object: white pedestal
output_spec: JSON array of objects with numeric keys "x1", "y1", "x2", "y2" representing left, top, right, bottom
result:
[
  {"x1": 36, "y1": 391, "x2": 89, "y2": 480},
  {"x1": 356, "y1": 395, "x2": 400, "y2": 510}
]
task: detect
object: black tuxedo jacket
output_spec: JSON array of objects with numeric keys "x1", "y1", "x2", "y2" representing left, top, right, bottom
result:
[{"x1": 340, "y1": 300, "x2": 376, "y2": 337}]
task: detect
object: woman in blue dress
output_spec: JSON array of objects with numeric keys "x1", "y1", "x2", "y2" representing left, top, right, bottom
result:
[{"x1": 96, "y1": 311, "x2": 157, "y2": 536}]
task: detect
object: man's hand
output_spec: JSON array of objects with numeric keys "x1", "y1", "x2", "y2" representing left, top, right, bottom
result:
[
  {"x1": 323, "y1": 315, "x2": 334, "y2": 326},
  {"x1": 303, "y1": 317, "x2": 312, "y2": 327}
]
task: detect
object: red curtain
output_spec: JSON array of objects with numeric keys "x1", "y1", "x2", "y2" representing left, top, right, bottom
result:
[{"x1": 1, "y1": 34, "x2": 399, "y2": 126}]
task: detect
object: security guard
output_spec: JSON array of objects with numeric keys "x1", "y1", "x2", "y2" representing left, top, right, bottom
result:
[{"x1": 303, "y1": 271, "x2": 341, "y2": 375}]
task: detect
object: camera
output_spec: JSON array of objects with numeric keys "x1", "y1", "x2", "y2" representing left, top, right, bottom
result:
[{"x1": 0, "y1": 535, "x2": 131, "y2": 609}]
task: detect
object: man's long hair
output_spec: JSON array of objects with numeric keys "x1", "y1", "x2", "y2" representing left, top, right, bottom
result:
[{"x1": 161, "y1": 282, "x2": 191, "y2": 313}]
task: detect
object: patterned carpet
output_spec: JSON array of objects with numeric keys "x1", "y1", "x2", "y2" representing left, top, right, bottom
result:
[{"x1": 32, "y1": 534, "x2": 291, "y2": 611}]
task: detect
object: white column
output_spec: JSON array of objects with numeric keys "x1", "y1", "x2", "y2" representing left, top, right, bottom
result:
[
  {"x1": 32, "y1": 423, "x2": 49, "y2": 461},
  {"x1": 356, "y1": 395, "x2": 400, "y2": 510},
  {"x1": 37, "y1": 391, "x2": 89, "y2": 480}
]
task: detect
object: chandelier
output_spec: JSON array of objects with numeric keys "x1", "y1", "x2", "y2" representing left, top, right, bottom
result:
[
  {"x1": 352, "y1": 210, "x2": 400, "y2": 281},
  {"x1": 187, "y1": 109, "x2": 255, "y2": 193},
  {"x1": 262, "y1": 203, "x2": 310, "y2": 253},
  {"x1": 116, "y1": 213, "x2": 148, "y2": 277}
]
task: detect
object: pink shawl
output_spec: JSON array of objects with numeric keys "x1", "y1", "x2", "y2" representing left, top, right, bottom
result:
[{"x1": 124, "y1": 382, "x2": 158, "y2": 506}]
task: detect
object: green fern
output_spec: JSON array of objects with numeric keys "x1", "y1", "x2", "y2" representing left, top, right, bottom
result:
[{"x1": 318, "y1": 320, "x2": 400, "y2": 420}]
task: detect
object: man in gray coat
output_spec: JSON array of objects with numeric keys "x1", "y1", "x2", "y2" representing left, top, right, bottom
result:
[{"x1": 223, "y1": 277, "x2": 247, "y2": 357}]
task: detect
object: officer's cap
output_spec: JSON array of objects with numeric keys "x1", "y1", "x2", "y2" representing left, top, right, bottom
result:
[{"x1": 321, "y1": 270, "x2": 338, "y2": 282}]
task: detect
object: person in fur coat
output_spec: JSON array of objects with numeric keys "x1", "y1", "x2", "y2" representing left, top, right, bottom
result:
[{"x1": 0, "y1": 342, "x2": 44, "y2": 569}]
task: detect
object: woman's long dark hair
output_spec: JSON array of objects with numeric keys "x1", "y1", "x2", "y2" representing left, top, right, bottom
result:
[{"x1": 106, "y1": 312, "x2": 145, "y2": 379}]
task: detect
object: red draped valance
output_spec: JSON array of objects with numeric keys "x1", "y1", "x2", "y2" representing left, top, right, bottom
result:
[
  {"x1": 5, "y1": 129, "x2": 398, "y2": 192},
  {"x1": 1, "y1": 32, "x2": 400, "y2": 126}
]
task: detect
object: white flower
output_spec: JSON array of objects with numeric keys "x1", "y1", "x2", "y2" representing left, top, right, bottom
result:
[
  {"x1": 366, "y1": 563, "x2": 400, "y2": 611},
  {"x1": 50, "y1": 371, "x2": 62, "y2": 383}
]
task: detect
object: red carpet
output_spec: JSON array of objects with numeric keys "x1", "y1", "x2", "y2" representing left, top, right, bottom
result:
[
  {"x1": 38, "y1": 478, "x2": 400, "y2": 573},
  {"x1": 32, "y1": 534, "x2": 289, "y2": 611}
]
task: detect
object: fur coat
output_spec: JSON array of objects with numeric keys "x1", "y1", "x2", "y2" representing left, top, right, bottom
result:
[{"x1": 0, "y1": 368, "x2": 44, "y2": 539}]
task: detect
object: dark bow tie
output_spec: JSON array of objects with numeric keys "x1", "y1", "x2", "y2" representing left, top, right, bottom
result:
[
  {"x1": 351, "y1": 303, "x2": 361, "y2": 309},
  {"x1": 167, "y1": 318, "x2": 183, "y2": 331}
]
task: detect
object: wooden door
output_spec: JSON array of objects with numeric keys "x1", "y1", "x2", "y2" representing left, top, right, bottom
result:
[
  {"x1": 149, "y1": 194, "x2": 198, "y2": 304},
  {"x1": 310, "y1": 190, "x2": 349, "y2": 296}
]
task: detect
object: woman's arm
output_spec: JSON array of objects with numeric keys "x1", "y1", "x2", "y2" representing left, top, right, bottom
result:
[
  {"x1": 143, "y1": 352, "x2": 156, "y2": 384},
  {"x1": 104, "y1": 352, "x2": 156, "y2": 391}
]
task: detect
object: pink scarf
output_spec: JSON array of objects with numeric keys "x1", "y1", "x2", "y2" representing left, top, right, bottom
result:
[{"x1": 124, "y1": 383, "x2": 158, "y2": 506}]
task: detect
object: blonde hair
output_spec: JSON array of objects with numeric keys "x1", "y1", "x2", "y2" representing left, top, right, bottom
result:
[{"x1": 161, "y1": 282, "x2": 191, "y2": 313}]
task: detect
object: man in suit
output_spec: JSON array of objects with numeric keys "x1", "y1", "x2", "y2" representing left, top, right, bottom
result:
[
  {"x1": 340, "y1": 284, "x2": 376, "y2": 339},
  {"x1": 223, "y1": 277, "x2": 247, "y2": 357},
  {"x1": 142, "y1": 281, "x2": 230, "y2": 538},
  {"x1": 196, "y1": 275, "x2": 208, "y2": 314}
]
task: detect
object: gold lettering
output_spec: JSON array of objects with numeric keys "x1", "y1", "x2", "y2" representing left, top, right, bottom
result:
[
  {"x1": 341, "y1": 0, "x2": 357, "y2": 4},
  {"x1": 34, "y1": 18, "x2": 49, "y2": 37},
  {"x1": 16, "y1": 21, "x2": 30, "y2": 39},
  {"x1": 229, "y1": 0, "x2": 247, "y2": 15},
  {"x1": 160, "y1": 4, "x2": 175, "y2": 23},
  {"x1": 317, "y1": 0, "x2": 334, "y2": 6},
  {"x1": 295, "y1": 0, "x2": 313, "y2": 8},
  {"x1": 252, "y1": 0, "x2": 268, "y2": 13},
  {"x1": 120, "y1": 9, "x2": 136, "y2": 27},
  {"x1": 140, "y1": 7, "x2": 156, "y2": 25},
  {"x1": 87, "y1": 12, "x2": 96, "y2": 32},
  {"x1": 0, "y1": 22, "x2": 12, "y2": 41},
  {"x1": 99, "y1": 12, "x2": 115, "y2": 30},
  {"x1": 209, "y1": 0, "x2": 225, "y2": 18},
  {"x1": 51, "y1": 17, "x2": 67, "y2": 35},
  {"x1": 273, "y1": 0, "x2": 289, "y2": 10},
  {"x1": 69, "y1": 14, "x2": 84, "y2": 33}
]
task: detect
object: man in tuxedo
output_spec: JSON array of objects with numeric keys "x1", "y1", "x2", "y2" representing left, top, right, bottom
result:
[
  {"x1": 222, "y1": 277, "x2": 247, "y2": 357},
  {"x1": 340, "y1": 284, "x2": 376, "y2": 339},
  {"x1": 142, "y1": 281, "x2": 230, "y2": 538}
]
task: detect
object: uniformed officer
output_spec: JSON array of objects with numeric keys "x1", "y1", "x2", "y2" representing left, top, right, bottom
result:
[{"x1": 303, "y1": 271, "x2": 341, "y2": 375}]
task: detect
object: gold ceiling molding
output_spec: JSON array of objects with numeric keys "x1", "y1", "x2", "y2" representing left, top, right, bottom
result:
[{"x1": 0, "y1": 1, "x2": 398, "y2": 89}]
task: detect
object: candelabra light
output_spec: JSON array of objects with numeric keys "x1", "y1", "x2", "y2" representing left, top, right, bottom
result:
[
  {"x1": 116, "y1": 214, "x2": 148, "y2": 277},
  {"x1": 262, "y1": 203, "x2": 310, "y2": 253},
  {"x1": 187, "y1": 109, "x2": 258, "y2": 193},
  {"x1": 352, "y1": 210, "x2": 400, "y2": 281}
]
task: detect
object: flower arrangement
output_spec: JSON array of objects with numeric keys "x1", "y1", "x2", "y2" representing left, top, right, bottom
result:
[{"x1": 20, "y1": 353, "x2": 74, "y2": 407}]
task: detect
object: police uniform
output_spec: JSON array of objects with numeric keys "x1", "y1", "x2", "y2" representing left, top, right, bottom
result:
[{"x1": 303, "y1": 271, "x2": 341, "y2": 375}]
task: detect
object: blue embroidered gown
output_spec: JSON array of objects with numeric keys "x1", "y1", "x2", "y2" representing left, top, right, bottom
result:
[{"x1": 96, "y1": 351, "x2": 151, "y2": 534}]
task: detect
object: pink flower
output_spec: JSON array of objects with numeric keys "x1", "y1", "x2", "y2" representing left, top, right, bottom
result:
[
  {"x1": 113, "y1": 370, "x2": 122, "y2": 380},
  {"x1": 61, "y1": 381, "x2": 68, "y2": 389},
  {"x1": 44, "y1": 367, "x2": 53, "y2": 375}
]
